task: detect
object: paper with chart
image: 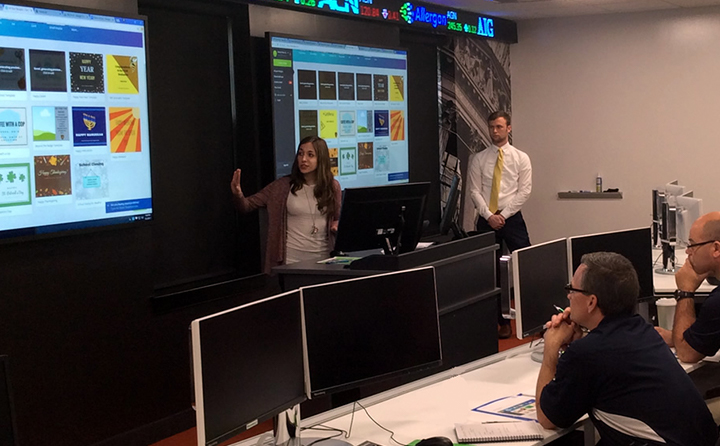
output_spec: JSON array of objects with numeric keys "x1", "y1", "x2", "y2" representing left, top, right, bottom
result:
[{"x1": 472, "y1": 393, "x2": 537, "y2": 421}]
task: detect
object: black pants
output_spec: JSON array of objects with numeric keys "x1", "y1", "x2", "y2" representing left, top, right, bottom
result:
[{"x1": 477, "y1": 211, "x2": 531, "y2": 326}]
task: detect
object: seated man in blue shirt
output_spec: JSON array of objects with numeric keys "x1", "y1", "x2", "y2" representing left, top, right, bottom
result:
[
  {"x1": 656, "y1": 211, "x2": 720, "y2": 363},
  {"x1": 536, "y1": 252, "x2": 717, "y2": 446}
]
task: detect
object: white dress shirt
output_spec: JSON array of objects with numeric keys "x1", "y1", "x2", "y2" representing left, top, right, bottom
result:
[{"x1": 467, "y1": 142, "x2": 532, "y2": 221}]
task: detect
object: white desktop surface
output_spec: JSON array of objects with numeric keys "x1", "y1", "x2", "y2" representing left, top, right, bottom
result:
[
  {"x1": 298, "y1": 344, "x2": 588, "y2": 446},
  {"x1": 230, "y1": 342, "x2": 717, "y2": 446},
  {"x1": 652, "y1": 248, "x2": 714, "y2": 294}
]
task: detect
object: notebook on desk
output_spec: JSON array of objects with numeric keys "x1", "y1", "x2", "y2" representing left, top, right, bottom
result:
[{"x1": 454, "y1": 421, "x2": 543, "y2": 443}]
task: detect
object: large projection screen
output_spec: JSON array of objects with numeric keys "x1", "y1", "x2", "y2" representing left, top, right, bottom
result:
[
  {"x1": 0, "y1": 1, "x2": 153, "y2": 241},
  {"x1": 269, "y1": 34, "x2": 409, "y2": 189}
]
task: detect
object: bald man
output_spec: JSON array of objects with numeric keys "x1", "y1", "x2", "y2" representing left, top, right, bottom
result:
[{"x1": 656, "y1": 211, "x2": 720, "y2": 363}]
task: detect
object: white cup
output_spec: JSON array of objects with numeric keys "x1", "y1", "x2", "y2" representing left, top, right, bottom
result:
[{"x1": 656, "y1": 298, "x2": 677, "y2": 330}]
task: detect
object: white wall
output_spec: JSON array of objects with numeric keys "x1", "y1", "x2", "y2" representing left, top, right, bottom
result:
[{"x1": 511, "y1": 7, "x2": 720, "y2": 244}]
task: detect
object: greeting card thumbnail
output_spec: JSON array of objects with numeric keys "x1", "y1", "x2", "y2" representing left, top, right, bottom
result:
[
  {"x1": 374, "y1": 110, "x2": 389, "y2": 137},
  {"x1": 0, "y1": 108, "x2": 27, "y2": 146},
  {"x1": 107, "y1": 55, "x2": 139, "y2": 94},
  {"x1": 329, "y1": 147, "x2": 339, "y2": 177},
  {"x1": 70, "y1": 52, "x2": 104, "y2": 93},
  {"x1": 297, "y1": 70, "x2": 317, "y2": 100},
  {"x1": 337, "y1": 72, "x2": 355, "y2": 101},
  {"x1": 318, "y1": 71, "x2": 337, "y2": 100},
  {"x1": 35, "y1": 155, "x2": 71, "y2": 197},
  {"x1": 109, "y1": 107, "x2": 141, "y2": 153},
  {"x1": 358, "y1": 142, "x2": 373, "y2": 170},
  {"x1": 339, "y1": 111, "x2": 356, "y2": 137},
  {"x1": 339, "y1": 147, "x2": 356, "y2": 175},
  {"x1": 0, "y1": 48, "x2": 26, "y2": 91},
  {"x1": 72, "y1": 107, "x2": 107, "y2": 147},
  {"x1": 29, "y1": 49, "x2": 67, "y2": 92},
  {"x1": 0, "y1": 163, "x2": 31, "y2": 207},
  {"x1": 33, "y1": 106, "x2": 69, "y2": 141},
  {"x1": 373, "y1": 74, "x2": 388, "y2": 101},
  {"x1": 74, "y1": 159, "x2": 109, "y2": 200},
  {"x1": 356, "y1": 110, "x2": 373, "y2": 134},
  {"x1": 299, "y1": 110, "x2": 318, "y2": 140},
  {"x1": 319, "y1": 110, "x2": 338, "y2": 140},
  {"x1": 390, "y1": 110, "x2": 405, "y2": 141},
  {"x1": 375, "y1": 145, "x2": 389, "y2": 173},
  {"x1": 390, "y1": 75, "x2": 404, "y2": 102},
  {"x1": 356, "y1": 73, "x2": 372, "y2": 101}
]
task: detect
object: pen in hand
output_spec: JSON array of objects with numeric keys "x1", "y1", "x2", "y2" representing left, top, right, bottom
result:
[{"x1": 553, "y1": 305, "x2": 564, "y2": 313}]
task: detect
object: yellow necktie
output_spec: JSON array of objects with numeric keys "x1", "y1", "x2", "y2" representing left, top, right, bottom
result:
[{"x1": 489, "y1": 147, "x2": 503, "y2": 214}]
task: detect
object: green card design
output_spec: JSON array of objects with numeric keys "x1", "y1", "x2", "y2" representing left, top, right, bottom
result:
[
  {"x1": 339, "y1": 147, "x2": 356, "y2": 175},
  {"x1": 0, "y1": 163, "x2": 31, "y2": 207}
]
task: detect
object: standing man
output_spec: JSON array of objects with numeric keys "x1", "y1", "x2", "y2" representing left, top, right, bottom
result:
[
  {"x1": 656, "y1": 211, "x2": 720, "y2": 363},
  {"x1": 467, "y1": 111, "x2": 532, "y2": 338},
  {"x1": 537, "y1": 252, "x2": 717, "y2": 446}
]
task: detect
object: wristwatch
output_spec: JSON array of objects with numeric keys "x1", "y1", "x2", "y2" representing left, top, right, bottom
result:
[{"x1": 674, "y1": 290, "x2": 695, "y2": 301}]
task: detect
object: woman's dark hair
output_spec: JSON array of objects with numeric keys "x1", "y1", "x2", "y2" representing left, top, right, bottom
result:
[{"x1": 290, "y1": 135, "x2": 336, "y2": 216}]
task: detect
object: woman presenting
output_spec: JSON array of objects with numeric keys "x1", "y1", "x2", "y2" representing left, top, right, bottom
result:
[{"x1": 231, "y1": 136, "x2": 342, "y2": 274}]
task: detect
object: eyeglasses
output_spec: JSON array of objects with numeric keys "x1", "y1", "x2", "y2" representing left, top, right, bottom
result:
[
  {"x1": 565, "y1": 283, "x2": 590, "y2": 295},
  {"x1": 686, "y1": 240, "x2": 718, "y2": 250}
]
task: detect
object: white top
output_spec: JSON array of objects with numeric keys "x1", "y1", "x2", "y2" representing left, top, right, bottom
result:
[
  {"x1": 285, "y1": 185, "x2": 329, "y2": 264},
  {"x1": 467, "y1": 143, "x2": 532, "y2": 221}
]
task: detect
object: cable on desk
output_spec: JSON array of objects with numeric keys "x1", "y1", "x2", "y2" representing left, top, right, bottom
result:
[
  {"x1": 349, "y1": 401, "x2": 410, "y2": 446},
  {"x1": 302, "y1": 425, "x2": 347, "y2": 435},
  {"x1": 652, "y1": 251, "x2": 664, "y2": 267},
  {"x1": 299, "y1": 424, "x2": 346, "y2": 446}
]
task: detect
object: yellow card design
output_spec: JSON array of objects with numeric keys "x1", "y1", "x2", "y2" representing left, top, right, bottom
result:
[
  {"x1": 319, "y1": 110, "x2": 338, "y2": 139},
  {"x1": 106, "y1": 55, "x2": 139, "y2": 94},
  {"x1": 390, "y1": 75, "x2": 404, "y2": 102}
]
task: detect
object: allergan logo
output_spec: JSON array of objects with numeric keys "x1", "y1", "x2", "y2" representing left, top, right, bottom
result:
[
  {"x1": 413, "y1": 5, "x2": 447, "y2": 28},
  {"x1": 400, "y1": 2, "x2": 413, "y2": 24},
  {"x1": 400, "y1": 2, "x2": 447, "y2": 28}
]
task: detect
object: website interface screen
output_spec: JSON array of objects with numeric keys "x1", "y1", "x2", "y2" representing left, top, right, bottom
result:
[
  {"x1": 270, "y1": 35, "x2": 409, "y2": 189},
  {"x1": 0, "y1": 2, "x2": 152, "y2": 239}
]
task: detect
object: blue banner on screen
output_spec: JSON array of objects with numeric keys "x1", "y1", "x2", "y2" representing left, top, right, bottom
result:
[
  {"x1": 0, "y1": 3, "x2": 153, "y2": 240},
  {"x1": 106, "y1": 198, "x2": 152, "y2": 213},
  {"x1": 270, "y1": 34, "x2": 409, "y2": 189}
]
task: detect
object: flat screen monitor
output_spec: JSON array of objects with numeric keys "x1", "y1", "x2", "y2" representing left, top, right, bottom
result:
[
  {"x1": 300, "y1": 267, "x2": 442, "y2": 397},
  {"x1": 676, "y1": 193, "x2": 702, "y2": 247},
  {"x1": 269, "y1": 34, "x2": 409, "y2": 188},
  {"x1": 512, "y1": 238, "x2": 569, "y2": 339},
  {"x1": 191, "y1": 291, "x2": 306, "y2": 446},
  {"x1": 664, "y1": 180, "x2": 685, "y2": 204},
  {"x1": 0, "y1": 2, "x2": 153, "y2": 241},
  {"x1": 334, "y1": 182, "x2": 429, "y2": 254},
  {"x1": 569, "y1": 227, "x2": 654, "y2": 300}
]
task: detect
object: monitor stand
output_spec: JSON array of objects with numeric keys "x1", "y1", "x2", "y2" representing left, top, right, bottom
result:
[
  {"x1": 267, "y1": 406, "x2": 353, "y2": 446},
  {"x1": 450, "y1": 221, "x2": 468, "y2": 239},
  {"x1": 655, "y1": 241, "x2": 677, "y2": 275},
  {"x1": 380, "y1": 205, "x2": 407, "y2": 256}
]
